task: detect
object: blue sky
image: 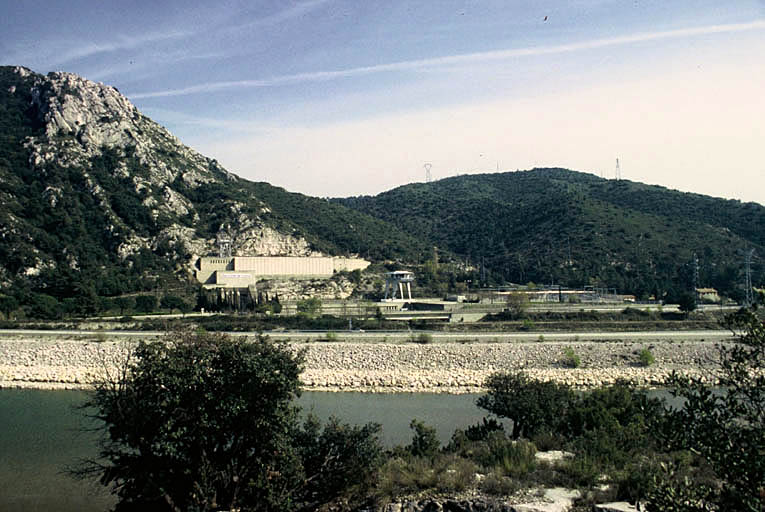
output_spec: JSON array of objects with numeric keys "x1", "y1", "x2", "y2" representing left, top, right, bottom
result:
[{"x1": 2, "y1": 0, "x2": 764, "y2": 204}]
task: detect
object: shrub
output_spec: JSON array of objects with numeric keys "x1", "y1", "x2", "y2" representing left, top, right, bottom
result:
[
  {"x1": 376, "y1": 454, "x2": 478, "y2": 498},
  {"x1": 435, "y1": 455, "x2": 478, "y2": 492},
  {"x1": 406, "y1": 419, "x2": 440, "y2": 459},
  {"x1": 638, "y1": 347, "x2": 655, "y2": 367},
  {"x1": 324, "y1": 330, "x2": 339, "y2": 342},
  {"x1": 531, "y1": 430, "x2": 566, "y2": 452},
  {"x1": 376, "y1": 457, "x2": 435, "y2": 497},
  {"x1": 623, "y1": 307, "x2": 649, "y2": 318},
  {"x1": 480, "y1": 471, "x2": 520, "y2": 496},
  {"x1": 410, "y1": 332, "x2": 433, "y2": 344},
  {"x1": 560, "y1": 455, "x2": 602, "y2": 488},
  {"x1": 464, "y1": 417, "x2": 505, "y2": 442},
  {"x1": 564, "y1": 382, "x2": 665, "y2": 465},
  {"x1": 474, "y1": 434, "x2": 537, "y2": 478},
  {"x1": 562, "y1": 346, "x2": 581, "y2": 368}
]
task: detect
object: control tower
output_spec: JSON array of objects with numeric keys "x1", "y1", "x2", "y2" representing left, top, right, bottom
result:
[{"x1": 383, "y1": 271, "x2": 415, "y2": 300}]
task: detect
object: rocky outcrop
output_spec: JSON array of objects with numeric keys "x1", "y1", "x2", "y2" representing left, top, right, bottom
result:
[
  {"x1": 259, "y1": 276, "x2": 356, "y2": 300},
  {"x1": 235, "y1": 225, "x2": 313, "y2": 257},
  {"x1": 25, "y1": 69, "x2": 218, "y2": 187},
  {"x1": 3, "y1": 66, "x2": 323, "y2": 289},
  {"x1": 367, "y1": 488, "x2": 580, "y2": 512},
  {"x1": 370, "y1": 498, "x2": 517, "y2": 511},
  {"x1": 593, "y1": 503, "x2": 638, "y2": 512}
]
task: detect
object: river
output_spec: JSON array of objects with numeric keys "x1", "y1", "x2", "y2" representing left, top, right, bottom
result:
[
  {"x1": 0, "y1": 388, "x2": 682, "y2": 512},
  {"x1": 0, "y1": 389, "x2": 493, "y2": 512}
]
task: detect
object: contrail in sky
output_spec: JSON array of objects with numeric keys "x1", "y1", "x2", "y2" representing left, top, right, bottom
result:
[{"x1": 129, "y1": 20, "x2": 765, "y2": 99}]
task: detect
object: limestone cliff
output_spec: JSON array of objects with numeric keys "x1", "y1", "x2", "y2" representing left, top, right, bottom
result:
[
  {"x1": 14, "y1": 67, "x2": 312, "y2": 263},
  {"x1": 1, "y1": 66, "x2": 424, "y2": 300}
]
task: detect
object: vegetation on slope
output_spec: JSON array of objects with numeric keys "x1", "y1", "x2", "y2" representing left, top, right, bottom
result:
[
  {"x1": 81, "y1": 308, "x2": 765, "y2": 511},
  {"x1": 338, "y1": 168, "x2": 764, "y2": 300},
  {"x1": 0, "y1": 67, "x2": 429, "y2": 318}
]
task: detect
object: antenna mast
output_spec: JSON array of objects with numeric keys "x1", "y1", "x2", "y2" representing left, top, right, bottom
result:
[
  {"x1": 424, "y1": 163, "x2": 433, "y2": 183},
  {"x1": 615, "y1": 158, "x2": 621, "y2": 180}
]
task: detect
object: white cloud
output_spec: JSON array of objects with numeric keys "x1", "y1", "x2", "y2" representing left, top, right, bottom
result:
[{"x1": 128, "y1": 19, "x2": 765, "y2": 99}]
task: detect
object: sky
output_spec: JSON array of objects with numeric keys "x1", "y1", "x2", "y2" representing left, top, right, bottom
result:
[{"x1": 2, "y1": 0, "x2": 764, "y2": 204}]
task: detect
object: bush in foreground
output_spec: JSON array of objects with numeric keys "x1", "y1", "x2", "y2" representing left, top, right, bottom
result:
[
  {"x1": 648, "y1": 307, "x2": 765, "y2": 511},
  {"x1": 78, "y1": 329, "x2": 382, "y2": 512}
]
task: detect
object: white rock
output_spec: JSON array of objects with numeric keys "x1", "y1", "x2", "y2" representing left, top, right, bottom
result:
[{"x1": 594, "y1": 503, "x2": 639, "y2": 512}]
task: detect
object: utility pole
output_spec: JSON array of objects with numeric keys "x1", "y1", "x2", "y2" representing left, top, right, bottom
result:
[
  {"x1": 692, "y1": 252, "x2": 699, "y2": 308},
  {"x1": 745, "y1": 249, "x2": 755, "y2": 306}
]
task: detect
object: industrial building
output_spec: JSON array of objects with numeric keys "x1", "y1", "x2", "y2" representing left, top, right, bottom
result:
[{"x1": 195, "y1": 256, "x2": 370, "y2": 288}]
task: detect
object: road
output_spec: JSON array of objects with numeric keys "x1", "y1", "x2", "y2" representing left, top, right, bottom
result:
[{"x1": 0, "y1": 328, "x2": 735, "y2": 343}]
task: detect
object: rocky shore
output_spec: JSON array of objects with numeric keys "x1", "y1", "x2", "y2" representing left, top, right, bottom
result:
[{"x1": 0, "y1": 332, "x2": 726, "y2": 392}]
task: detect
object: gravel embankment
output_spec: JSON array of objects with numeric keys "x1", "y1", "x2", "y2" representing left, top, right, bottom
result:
[{"x1": 0, "y1": 334, "x2": 726, "y2": 392}]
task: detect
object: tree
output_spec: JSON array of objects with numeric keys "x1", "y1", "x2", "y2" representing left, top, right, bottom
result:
[
  {"x1": 676, "y1": 292, "x2": 697, "y2": 315},
  {"x1": 296, "y1": 297, "x2": 322, "y2": 317},
  {"x1": 134, "y1": 294, "x2": 157, "y2": 313},
  {"x1": 28, "y1": 293, "x2": 62, "y2": 320},
  {"x1": 74, "y1": 282, "x2": 101, "y2": 316},
  {"x1": 648, "y1": 307, "x2": 765, "y2": 511},
  {"x1": 160, "y1": 294, "x2": 190, "y2": 315},
  {"x1": 504, "y1": 291, "x2": 529, "y2": 319},
  {"x1": 80, "y1": 330, "x2": 382, "y2": 512},
  {"x1": 0, "y1": 294, "x2": 18, "y2": 319},
  {"x1": 477, "y1": 372, "x2": 575, "y2": 439},
  {"x1": 113, "y1": 296, "x2": 135, "y2": 316}
]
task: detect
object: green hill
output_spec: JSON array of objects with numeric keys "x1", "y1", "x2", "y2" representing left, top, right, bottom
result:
[
  {"x1": 337, "y1": 168, "x2": 764, "y2": 300},
  {"x1": 0, "y1": 66, "x2": 428, "y2": 317},
  {"x1": 2, "y1": 65, "x2": 761, "y2": 315}
]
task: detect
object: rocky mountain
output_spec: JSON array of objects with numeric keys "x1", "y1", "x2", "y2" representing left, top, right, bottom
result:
[
  {"x1": 2, "y1": 65, "x2": 761, "y2": 315},
  {"x1": 338, "y1": 169, "x2": 765, "y2": 300},
  {"x1": 0, "y1": 66, "x2": 427, "y2": 313}
]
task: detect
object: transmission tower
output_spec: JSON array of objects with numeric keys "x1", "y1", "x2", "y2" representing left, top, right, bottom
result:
[
  {"x1": 615, "y1": 158, "x2": 621, "y2": 180},
  {"x1": 745, "y1": 249, "x2": 755, "y2": 306},
  {"x1": 692, "y1": 252, "x2": 699, "y2": 307},
  {"x1": 424, "y1": 163, "x2": 433, "y2": 183}
]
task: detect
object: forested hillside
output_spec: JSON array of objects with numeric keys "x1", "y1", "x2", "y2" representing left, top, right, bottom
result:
[
  {"x1": 0, "y1": 66, "x2": 428, "y2": 317},
  {"x1": 338, "y1": 169, "x2": 765, "y2": 300},
  {"x1": 2, "y1": 65, "x2": 761, "y2": 317}
]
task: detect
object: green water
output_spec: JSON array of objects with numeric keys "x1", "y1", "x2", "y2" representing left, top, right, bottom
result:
[
  {"x1": 0, "y1": 388, "x2": 680, "y2": 511},
  {"x1": 0, "y1": 389, "x2": 114, "y2": 512},
  {"x1": 0, "y1": 389, "x2": 487, "y2": 512}
]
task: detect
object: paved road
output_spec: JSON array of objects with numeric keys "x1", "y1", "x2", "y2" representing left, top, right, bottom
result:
[{"x1": 0, "y1": 328, "x2": 735, "y2": 343}]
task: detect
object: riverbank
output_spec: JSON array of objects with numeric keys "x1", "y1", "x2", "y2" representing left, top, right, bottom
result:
[{"x1": 0, "y1": 331, "x2": 729, "y2": 392}]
